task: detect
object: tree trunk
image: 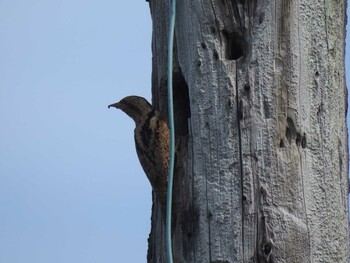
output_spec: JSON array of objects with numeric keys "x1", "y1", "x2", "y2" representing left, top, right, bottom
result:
[{"x1": 147, "y1": 0, "x2": 349, "y2": 262}]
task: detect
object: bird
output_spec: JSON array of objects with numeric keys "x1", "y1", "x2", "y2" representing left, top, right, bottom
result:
[{"x1": 108, "y1": 96, "x2": 169, "y2": 216}]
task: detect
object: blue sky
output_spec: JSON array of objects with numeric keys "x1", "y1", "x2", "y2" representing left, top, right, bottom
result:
[
  {"x1": 0, "y1": 1, "x2": 152, "y2": 262},
  {"x1": 0, "y1": 1, "x2": 349, "y2": 263}
]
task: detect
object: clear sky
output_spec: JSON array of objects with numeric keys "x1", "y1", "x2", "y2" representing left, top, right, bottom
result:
[
  {"x1": 0, "y1": 1, "x2": 152, "y2": 262},
  {"x1": 0, "y1": 1, "x2": 349, "y2": 263}
]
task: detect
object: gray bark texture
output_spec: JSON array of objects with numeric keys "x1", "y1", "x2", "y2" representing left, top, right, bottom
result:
[{"x1": 147, "y1": 0, "x2": 349, "y2": 262}]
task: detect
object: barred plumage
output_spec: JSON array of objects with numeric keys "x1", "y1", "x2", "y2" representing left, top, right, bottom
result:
[{"x1": 108, "y1": 96, "x2": 169, "y2": 215}]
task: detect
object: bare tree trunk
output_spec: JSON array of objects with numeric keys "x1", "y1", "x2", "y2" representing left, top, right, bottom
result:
[{"x1": 147, "y1": 0, "x2": 349, "y2": 262}]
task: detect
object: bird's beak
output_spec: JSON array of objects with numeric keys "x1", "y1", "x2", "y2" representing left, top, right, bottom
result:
[{"x1": 108, "y1": 102, "x2": 120, "y2": 109}]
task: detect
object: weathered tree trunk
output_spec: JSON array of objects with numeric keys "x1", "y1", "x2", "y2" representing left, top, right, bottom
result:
[{"x1": 147, "y1": 0, "x2": 349, "y2": 262}]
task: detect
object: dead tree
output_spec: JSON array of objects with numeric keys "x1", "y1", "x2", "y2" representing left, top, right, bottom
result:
[{"x1": 147, "y1": 0, "x2": 349, "y2": 262}]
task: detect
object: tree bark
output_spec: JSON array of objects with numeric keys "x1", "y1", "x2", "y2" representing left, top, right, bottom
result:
[{"x1": 147, "y1": 0, "x2": 349, "y2": 262}]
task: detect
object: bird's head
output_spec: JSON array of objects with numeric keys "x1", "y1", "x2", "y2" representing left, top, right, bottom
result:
[{"x1": 108, "y1": 96, "x2": 154, "y2": 124}]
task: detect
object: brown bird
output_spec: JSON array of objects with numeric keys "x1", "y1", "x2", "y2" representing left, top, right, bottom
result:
[{"x1": 108, "y1": 96, "x2": 169, "y2": 215}]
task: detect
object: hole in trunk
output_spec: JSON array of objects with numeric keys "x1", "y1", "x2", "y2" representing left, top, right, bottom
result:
[
  {"x1": 222, "y1": 30, "x2": 244, "y2": 60},
  {"x1": 173, "y1": 71, "x2": 191, "y2": 137}
]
